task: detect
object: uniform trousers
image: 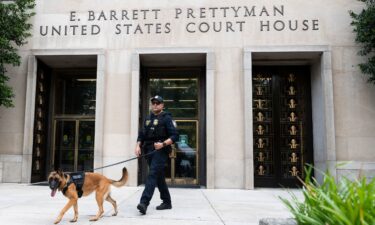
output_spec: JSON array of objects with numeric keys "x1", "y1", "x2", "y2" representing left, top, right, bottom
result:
[{"x1": 140, "y1": 149, "x2": 171, "y2": 205}]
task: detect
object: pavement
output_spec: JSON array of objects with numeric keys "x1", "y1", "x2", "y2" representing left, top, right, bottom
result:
[{"x1": 0, "y1": 183, "x2": 302, "y2": 225}]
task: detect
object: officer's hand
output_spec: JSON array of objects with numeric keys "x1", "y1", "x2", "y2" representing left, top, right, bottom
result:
[
  {"x1": 154, "y1": 142, "x2": 163, "y2": 150},
  {"x1": 135, "y1": 145, "x2": 141, "y2": 157}
]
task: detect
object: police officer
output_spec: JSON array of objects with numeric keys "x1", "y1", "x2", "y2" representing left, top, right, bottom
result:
[{"x1": 135, "y1": 95, "x2": 178, "y2": 215}]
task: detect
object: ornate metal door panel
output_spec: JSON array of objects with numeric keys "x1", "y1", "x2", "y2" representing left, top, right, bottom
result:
[
  {"x1": 253, "y1": 66, "x2": 313, "y2": 187},
  {"x1": 31, "y1": 63, "x2": 51, "y2": 183}
]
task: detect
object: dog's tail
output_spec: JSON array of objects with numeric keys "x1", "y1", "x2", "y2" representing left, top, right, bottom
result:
[{"x1": 111, "y1": 167, "x2": 129, "y2": 188}]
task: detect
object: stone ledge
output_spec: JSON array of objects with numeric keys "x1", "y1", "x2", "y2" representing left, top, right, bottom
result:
[{"x1": 259, "y1": 218, "x2": 297, "y2": 225}]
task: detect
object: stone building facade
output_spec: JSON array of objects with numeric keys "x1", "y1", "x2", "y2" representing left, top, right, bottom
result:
[{"x1": 0, "y1": 0, "x2": 374, "y2": 189}]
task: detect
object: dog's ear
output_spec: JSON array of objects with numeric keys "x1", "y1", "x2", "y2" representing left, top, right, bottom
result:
[{"x1": 56, "y1": 168, "x2": 63, "y2": 177}]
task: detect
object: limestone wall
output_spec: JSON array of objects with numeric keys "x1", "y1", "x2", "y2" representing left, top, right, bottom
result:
[{"x1": 0, "y1": 0, "x2": 374, "y2": 185}]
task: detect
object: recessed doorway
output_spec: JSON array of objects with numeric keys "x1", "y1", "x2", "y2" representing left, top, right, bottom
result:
[{"x1": 138, "y1": 54, "x2": 207, "y2": 187}]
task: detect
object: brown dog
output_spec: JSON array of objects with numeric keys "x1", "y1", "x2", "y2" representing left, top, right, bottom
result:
[{"x1": 48, "y1": 167, "x2": 128, "y2": 224}]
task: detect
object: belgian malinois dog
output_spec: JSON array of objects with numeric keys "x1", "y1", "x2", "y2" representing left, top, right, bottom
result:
[{"x1": 48, "y1": 167, "x2": 128, "y2": 224}]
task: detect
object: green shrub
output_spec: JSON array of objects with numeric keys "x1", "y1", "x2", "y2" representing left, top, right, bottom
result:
[
  {"x1": 349, "y1": 0, "x2": 375, "y2": 84},
  {"x1": 280, "y1": 166, "x2": 375, "y2": 225}
]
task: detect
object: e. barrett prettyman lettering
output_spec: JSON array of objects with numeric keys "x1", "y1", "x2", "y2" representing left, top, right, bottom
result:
[
  {"x1": 69, "y1": 5, "x2": 283, "y2": 22},
  {"x1": 84, "y1": 9, "x2": 161, "y2": 21},
  {"x1": 38, "y1": 5, "x2": 320, "y2": 37},
  {"x1": 174, "y1": 5, "x2": 284, "y2": 18}
]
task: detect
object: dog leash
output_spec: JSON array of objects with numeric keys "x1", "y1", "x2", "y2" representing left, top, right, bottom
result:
[{"x1": 93, "y1": 150, "x2": 156, "y2": 171}]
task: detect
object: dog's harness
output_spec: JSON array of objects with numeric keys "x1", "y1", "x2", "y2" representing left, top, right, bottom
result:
[{"x1": 62, "y1": 172, "x2": 85, "y2": 198}]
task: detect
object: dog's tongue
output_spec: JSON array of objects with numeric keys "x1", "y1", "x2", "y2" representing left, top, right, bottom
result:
[{"x1": 51, "y1": 189, "x2": 57, "y2": 197}]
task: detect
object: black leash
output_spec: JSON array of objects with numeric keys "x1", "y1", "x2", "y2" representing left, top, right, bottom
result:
[{"x1": 93, "y1": 150, "x2": 156, "y2": 171}]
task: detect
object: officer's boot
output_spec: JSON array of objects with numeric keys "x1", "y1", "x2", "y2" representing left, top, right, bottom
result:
[
  {"x1": 137, "y1": 203, "x2": 148, "y2": 215},
  {"x1": 156, "y1": 202, "x2": 172, "y2": 210}
]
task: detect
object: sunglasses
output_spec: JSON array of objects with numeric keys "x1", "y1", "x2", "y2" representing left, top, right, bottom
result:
[{"x1": 151, "y1": 101, "x2": 162, "y2": 105}]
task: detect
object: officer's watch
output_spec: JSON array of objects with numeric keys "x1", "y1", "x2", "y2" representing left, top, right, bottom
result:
[{"x1": 162, "y1": 142, "x2": 167, "y2": 147}]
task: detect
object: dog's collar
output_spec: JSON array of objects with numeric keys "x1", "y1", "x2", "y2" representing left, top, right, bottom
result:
[{"x1": 60, "y1": 174, "x2": 71, "y2": 193}]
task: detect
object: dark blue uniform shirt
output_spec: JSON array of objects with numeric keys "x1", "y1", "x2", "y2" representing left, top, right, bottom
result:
[{"x1": 137, "y1": 112, "x2": 178, "y2": 144}]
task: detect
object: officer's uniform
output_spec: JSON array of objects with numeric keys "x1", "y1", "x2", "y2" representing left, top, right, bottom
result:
[{"x1": 137, "y1": 110, "x2": 178, "y2": 207}]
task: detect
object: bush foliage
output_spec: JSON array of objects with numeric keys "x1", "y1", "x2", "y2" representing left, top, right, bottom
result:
[
  {"x1": 0, "y1": 0, "x2": 35, "y2": 107},
  {"x1": 350, "y1": 0, "x2": 375, "y2": 84},
  {"x1": 281, "y1": 166, "x2": 375, "y2": 225}
]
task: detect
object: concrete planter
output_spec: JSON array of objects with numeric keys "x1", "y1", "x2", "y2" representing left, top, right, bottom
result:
[{"x1": 259, "y1": 218, "x2": 297, "y2": 225}]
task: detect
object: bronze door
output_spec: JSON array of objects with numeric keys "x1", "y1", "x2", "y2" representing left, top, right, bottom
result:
[
  {"x1": 51, "y1": 72, "x2": 96, "y2": 172},
  {"x1": 253, "y1": 66, "x2": 313, "y2": 187},
  {"x1": 53, "y1": 119, "x2": 94, "y2": 172},
  {"x1": 140, "y1": 68, "x2": 206, "y2": 187},
  {"x1": 168, "y1": 120, "x2": 199, "y2": 185}
]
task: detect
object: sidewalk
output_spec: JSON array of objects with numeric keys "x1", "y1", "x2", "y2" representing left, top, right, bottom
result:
[{"x1": 0, "y1": 183, "x2": 301, "y2": 225}]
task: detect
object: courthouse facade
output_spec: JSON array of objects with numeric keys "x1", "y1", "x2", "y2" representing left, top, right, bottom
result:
[{"x1": 0, "y1": 0, "x2": 374, "y2": 189}]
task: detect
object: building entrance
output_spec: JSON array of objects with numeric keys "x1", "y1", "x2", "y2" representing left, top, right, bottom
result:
[
  {"x1": 29, "y1": 56, "x2": 98, "y2": 183},
  {"x1": 51, "y1": 72, "x2": 96, "y2": 172},
  {"x1": 140, "y1": 68, "x2": 206, "y2": 187},
  {"x1": 252, "y1": 66, "x2": 313, "y2": 187}
]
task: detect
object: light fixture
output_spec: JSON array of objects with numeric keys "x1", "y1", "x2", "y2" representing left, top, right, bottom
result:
[
  {"x1": 150, "y1": 78, "x2": 194, "y2": 81},
  {"x1": 163, "y1": 86, "x2": 189, "y2": 89},
  {"x1": 179, "y1": 100, "x2": 197, "y2": 102},
  {"x1": 76, "y1": 79, "x2": 96, "y2": 82},
  {"x1": 169, "y1": 107, "x2": 196, "y2": 110}
]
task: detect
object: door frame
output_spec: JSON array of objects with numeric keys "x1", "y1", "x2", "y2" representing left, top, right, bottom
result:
[
  {"x1": 131, "y1": 50, "x2": 215, "y2": 188},
  {"x1": 23, "y1": 51, "x2": 104, "y2": 183},
  {"x1": 138, "y1": 67, "x2": 206, "y2": 187},
  {"x1": 244, "y1": 46, "x2": 336, "y2": 189}
]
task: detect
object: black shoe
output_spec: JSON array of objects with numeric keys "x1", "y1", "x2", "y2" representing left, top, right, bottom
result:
[
  {"x1": 137, "y1": 203, "x2": 147, "y2": 215},
  {"x1": 156, "y1": 202, "x2": 172, "y2": 210}
]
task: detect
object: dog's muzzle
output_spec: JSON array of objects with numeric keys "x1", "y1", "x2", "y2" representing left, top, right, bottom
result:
[{"x1": 49, "y1": 179, "x2": 60, "y2": 197}]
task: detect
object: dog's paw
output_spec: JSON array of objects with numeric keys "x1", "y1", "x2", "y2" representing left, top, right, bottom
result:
[
  {"x1": 54, "y1": 219, "x2": 61, "y2": 224},
  {"x1": 112, "y1": 211, "x2": 118, "y2": 216},
  {"x1": 69, "y1": 218, "x2": 77, "y2": 223},
  {"x1": 89, "y1": 217, "x2": 98, "y2": 221}
]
